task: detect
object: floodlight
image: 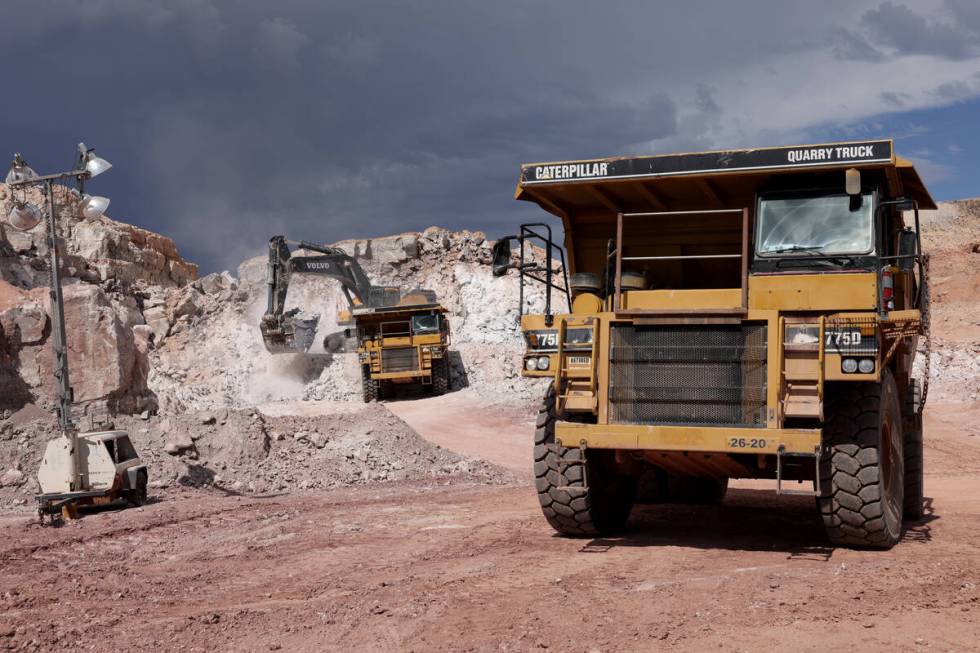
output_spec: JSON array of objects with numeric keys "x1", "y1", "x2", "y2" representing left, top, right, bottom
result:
[
  {"x1": 7, "y1": 201, "x2": 42, "y2": 231},
  {"x1": 5, "y1": 154, "x2": 38, "y2": 185},
  {"x1": 84, "y1": 154, "x2": 112, "y2": 178},
  {"x1": 80, "y1": 194, "x2": 110, "y2": 219}
]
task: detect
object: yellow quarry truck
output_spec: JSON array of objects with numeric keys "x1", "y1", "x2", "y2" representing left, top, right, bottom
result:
[
  {"x1": 261, "y1": 236, "x2": 451, "y2": 401},
  {"x1": 492, "y1": 140, "x2": 932, "y2": 549},
  {"x1": 343, "y1": 294, "x2": 451, "y2": 401}
]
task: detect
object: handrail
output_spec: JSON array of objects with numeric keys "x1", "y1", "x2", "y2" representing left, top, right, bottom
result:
[
  {"x1": 514, "y1": 223, "x2": 571, "y2": 324},
  {"x1": 622, "y1": 254, "x2": 741, "y2": 261},
  {"x1": 554, "y1": 317, "x2": 567, "y2": 412},
  {"x1": 614, "y1": 207, "x2": 750, "y2": 313}
]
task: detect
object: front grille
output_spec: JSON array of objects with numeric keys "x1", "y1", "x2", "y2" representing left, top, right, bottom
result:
[
  {"x1": 381, "y1": 347, "x2": 419, "y2": 373},
  {"x1": 608, "y1": 324, "x2": 767, "y2": 426}
]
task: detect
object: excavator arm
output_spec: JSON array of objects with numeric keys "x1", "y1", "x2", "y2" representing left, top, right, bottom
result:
[{"x1": 260, "y1": 235, "x2": 399, "y2": 353}]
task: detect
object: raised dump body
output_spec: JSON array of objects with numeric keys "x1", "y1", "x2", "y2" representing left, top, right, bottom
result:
[{"x1": 492, "y1": 139, "x2": 932, "y2": 549}]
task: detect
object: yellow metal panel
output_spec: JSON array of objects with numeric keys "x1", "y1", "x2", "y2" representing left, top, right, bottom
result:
[
  {"x1": 373, "y1": 370, "x2": 429, "y2": 380},
  {"x1": 555, "y1": 422, "x2": 820, "y2": 455},
  {"x1": 572, "y1": 293, "x2": 603, "y2": 314},
  {"x1": 749, "y1": 273, "x2": 877, "y2": 310},
  {"x1": 783, "y1": 355, "x2": 819, "y2": 380},
  {"x1": 620, "y1": 288, "x2": 743, "y2": 311}
]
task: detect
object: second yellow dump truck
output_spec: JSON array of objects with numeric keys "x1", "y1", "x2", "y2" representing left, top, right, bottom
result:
[
  {"x1": 492, "y1": 139, "x2": 931, "y2": 549},
  {"x1": 261, "y1": 236, "x2": 452, "y2": 402},
  {"x1": 346, "y1": 293, "x2": 451, "y2": 401}
]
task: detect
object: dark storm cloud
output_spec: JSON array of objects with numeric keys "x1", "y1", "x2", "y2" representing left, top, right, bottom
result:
[
  {"x1": 856, "y1": 1, "x2": 980, "y2": 60},
  {"x1": 0, "y1": 1, "x2": 976, "y2": 272}
]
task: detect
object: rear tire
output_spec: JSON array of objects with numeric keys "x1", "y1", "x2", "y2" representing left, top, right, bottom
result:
[
  {"x1": 533, "y1": 386, "x2": 636, "y2": 536},
  {"x1": 127, "y1": 472, "x2": 147, "y2": 507},
  {"x1": 361, "y1": 365, "x2": 378, "y2": 403},
  {"x1": 431, "y1": 358, "x2": 449, "y2": 396},
  {"x1": 903, "y1": 380, "x2": 924, "y2": 520},
  {"x1": 819, "y1": 371, "x2": 905, "y2": 549}
]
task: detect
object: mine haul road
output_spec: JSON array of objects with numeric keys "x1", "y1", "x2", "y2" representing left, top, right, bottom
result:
[{"x1": 1, "y1": 394, "x2": 978, "y2": 652}]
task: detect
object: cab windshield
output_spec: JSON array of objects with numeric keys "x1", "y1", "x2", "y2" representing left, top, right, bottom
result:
[
  {"x1": 411, "y1": 314, "x2": 440, "y2": 334},
  {"x1": 756, "y1": 191, "x2": 874, "y2": 257}
]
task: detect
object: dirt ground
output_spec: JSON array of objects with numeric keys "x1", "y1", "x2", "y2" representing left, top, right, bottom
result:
[{"x1": 1, "y1": 393, "x2": 978, "y2": 653}]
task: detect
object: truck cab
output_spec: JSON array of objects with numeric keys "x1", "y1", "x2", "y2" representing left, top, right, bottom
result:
[{"x1": 493, "y1": 139, "x2": 932, "y2": 549}]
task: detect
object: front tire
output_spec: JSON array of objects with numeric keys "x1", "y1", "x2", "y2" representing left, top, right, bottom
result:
[
  {"x1": 533, "y1": 386, "x2": 636, "y2": 536},
  {"x1": 431, "y1": 358, "x2": 449, "y2": 396},
  {"x1": 361, "y1": 365, "x2": 378, "y2": 403},
  {"x1": 819, "y1": 370, "x2": 905, "y2": 549}
]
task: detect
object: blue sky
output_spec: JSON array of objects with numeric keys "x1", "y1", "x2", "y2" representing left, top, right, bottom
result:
[
  {"x1": 1, "y1": 1, "x2": 979, "y2": 272},
  {"x1": 810, "y1": 96, "x2": 980, "y2": 202}
]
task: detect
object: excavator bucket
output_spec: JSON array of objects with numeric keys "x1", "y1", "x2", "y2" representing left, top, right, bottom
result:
[{"x1": 260, "y1": 309, "x2": 320, "y2": 354}]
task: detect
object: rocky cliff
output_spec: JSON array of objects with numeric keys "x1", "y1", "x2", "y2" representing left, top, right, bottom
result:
[{"x1": 0, "y1": 183, "x2": 197, "y2": 417}]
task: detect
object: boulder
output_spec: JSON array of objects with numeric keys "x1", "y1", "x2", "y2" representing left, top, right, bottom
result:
[
  {"x1": 0, "y1": 468, "x2": 24, "y2": 487},
  {"x1": 197, "y1": 271, "x2": 236, "y2": 296},
  {"x1": 0, "y1": 299, "x2": 47, "y2": 346},
  {"x1": 143, "y1": 305, "x2": 170, "y2": 344},
  {"x1": 161, "y1": 417, "x2": 195, "y2": 455},
  {"x1": 169, "y1": 288, "x2": 203, "y2": 320},
  {"x1": 60, "y1": 284, "x2": 138, "y2": 405},
  {"x1": 236, "y1": 256, "x2": 266, "y2": 294}
]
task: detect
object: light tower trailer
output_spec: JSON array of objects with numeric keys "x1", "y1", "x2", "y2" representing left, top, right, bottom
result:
[
  {"x1": 492, "y1": 139, "x2": 932, "y2": 549},
  {"x1": 5, "y1": 146, "x2": 149, "y2": 522}
]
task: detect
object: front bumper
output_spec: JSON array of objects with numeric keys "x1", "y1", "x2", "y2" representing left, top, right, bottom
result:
[{"x1": 554, "y1": 422, "x2": 821, "y2": 455}]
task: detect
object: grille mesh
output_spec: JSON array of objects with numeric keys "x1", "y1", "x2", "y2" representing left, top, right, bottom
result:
[
  {"x1": 382, "y1": 347, "x2": 419, "y2": 373},
  {"x1": 608, "y1": 324, "x2": 767, "y2": 426}
]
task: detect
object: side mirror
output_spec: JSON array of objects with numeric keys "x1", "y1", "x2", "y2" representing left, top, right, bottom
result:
[
  {"x1": 897, "y1": 229, "x2": 917, "y2": 271},
  {"x1": 845, "y1": 168, "x2": 861, "y2": 196},
  {"x1": 491, "y1": 237, "x2": 516, "y2": 276}
]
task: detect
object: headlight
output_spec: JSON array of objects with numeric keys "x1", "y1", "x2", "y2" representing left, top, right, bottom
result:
[
  {"x1": 842, "y1": 358, "x2": 858, "y2": 374},
  {"x1": 564, "y1": 327, "x2": 593, "y2": 349},
  {"x1": 785, "y1": 324, "x2": 819, "y2": 346},
  {"x1": 526, "y1": 358, "x2": 538, "y2": 371},
  {"x1": 536, "y1": 356, "x2": 550, "y2": 371},
  {"x1": 858, "y1": 358, "x2": 875, "y2": 374}
]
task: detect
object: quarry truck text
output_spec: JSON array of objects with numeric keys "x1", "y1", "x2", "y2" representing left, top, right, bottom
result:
[{"x1": 492, "y1": 139, "x2": 932, "y2": 549}]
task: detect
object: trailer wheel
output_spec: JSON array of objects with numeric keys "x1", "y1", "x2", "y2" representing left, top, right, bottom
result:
[
  {"x1": 533, "y1": 386, "x2": 635, "y2": 536},
  {"x1": 361, "y1": 365, "x2": 378, "y2": 403},
  {"x1": 127, "y1": 471, "x2": 148, "y2": 507},
  {"x1": 819, "y1": 371, "x2": 905, "y2": 549},
  {"x1": 431, "y1": 358, "x2": 449, "y2": 396},
  {"x1": 903, "y1": 380, "x2": 924, "y2": 520}
]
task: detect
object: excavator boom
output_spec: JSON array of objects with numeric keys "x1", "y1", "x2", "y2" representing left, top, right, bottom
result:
[{"x1": 260, "y1": 235, "x2": 401, "y2": 353}]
